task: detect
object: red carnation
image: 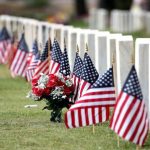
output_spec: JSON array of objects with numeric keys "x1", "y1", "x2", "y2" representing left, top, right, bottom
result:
[
  {"x1": 32, "y1": 87, "x2": 44, "y2": 97},
  {"x1": 64, "y1": 85, "x2": 73, "y2": 96},
  {"x1": 57, "y1": 80, "x2": 65, "y2": 86},
  {"x1": 43, "y1": 88, "x2": 51, "y2": 95},
  {"x1": 47, "y1": 74, "x2": 59, "y2": 88},
  {"x1": 32, "y1": 77, "x2": 39, "y2": 86}
]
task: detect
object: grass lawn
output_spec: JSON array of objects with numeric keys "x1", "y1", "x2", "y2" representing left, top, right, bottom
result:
[{"x1": 0, "y1": 65, "x2": 150, "y2": 150}]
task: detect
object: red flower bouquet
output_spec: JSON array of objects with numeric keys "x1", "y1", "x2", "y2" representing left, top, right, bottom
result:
[{"x1": 27, "y1": 73, "x2": 74, "y2": 122}]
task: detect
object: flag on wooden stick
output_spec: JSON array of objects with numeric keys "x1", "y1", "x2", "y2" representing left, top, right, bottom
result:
[
  {"x1": 0, "y1": 27, "x2": 10, "y2": 64},
  {"x1": 26, "y1": 40, "x2": 40, "y2": 81},
  {"x1": 65, "y1": 67, "x2": 115, "y2": 128},
  {"x1": 110, "y1": 65, "x2": 149, "y2": 146},
  {"x1": 59, "y1": 47, "x2": 70, "y2": 76},
  {"x1": 32, "y1": 40, "x2": 50, "y2": 79},
  {"x1": 10, "y1": 33, "x2": 29, "y2": 77},
  {"x1": 71, "y1": 52, "x2": 83, "y2": 102},
  {"x1": 49, "y1": 39, "x2": 62, "y2": 74},
  {"x1": 78, "y1": 52, "x2": 99, "y2": 98}
]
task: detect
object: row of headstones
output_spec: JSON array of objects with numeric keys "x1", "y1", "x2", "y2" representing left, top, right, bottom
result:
[
  {"x1": 89, "y1": 9, "x2": 150, "y2": 33},
  {"x1": 0, "y1": 15, "x2": 150, "y2": 123}
]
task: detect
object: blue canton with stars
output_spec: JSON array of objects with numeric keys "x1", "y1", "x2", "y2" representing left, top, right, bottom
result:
[
  {"x1": 122, "y1": 65, "x2": 143, "y2": 100},
  {"x1": 40, "y1": 40, "x2": 49, "y2": 61},
  {"x1": 18, "y1": 33, "x2": 29, "y2": 53},
  {"x1": 91, "y1": 67, "x2": 114, "y2": 88},
  {"x1": 59, "y1": 47, "x2": 70, "y2": 76},
  {"x1": 32, "y1": 40, "x2": 39, "y2": 55},
  {"x1": 51, "y1": 39, "x2": 62, "y2": 63},
  {"x1": 34, "y1": 52, "x2": 40, "y2": 61},
  {"x1": 0, "y1": 27, "x2": 10, "y2": 41},
  {"x1": 80, "y1": 53, "x2": 99, "y2": 84},
  {"x1": 73, "y1": 52, "x2": 83, "y2": 78}
]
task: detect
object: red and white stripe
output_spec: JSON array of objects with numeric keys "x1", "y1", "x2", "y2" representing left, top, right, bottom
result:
[
  {"x1": 26, "y1": 55, "x2": 39, "y2": 81},
  {"x1": 26, "y1": 52, "x2": 33, "y2": 66},
  {"x1": 4, "y1": 41, "x2": 12, "y2": 64},
  {"x1": 65, "y1": 106, "x2": 110, "y2": 128},
  {"x1": 10, "y1": 50, "x2": 28, "y2": 77},
  {"x1": 0, "y1": 40, "x2": 9, "y2": 64},
  {"x1": 71, "y1": 87, "x2": 116, "y2": 109},
  {"x1": 49, "y1": 60, "x2": 60, "y2": 74},
  {"x1": 33, "y1": 58, "x2": 49, "y2": 79},
  {"x1": 78, "y1": 79, "x2": 91, "y2": 98},
  {"x1": 26, "y1": 69, "x2": 36, "y2": 82},
  {"x1": 71, "y1": 74, "x2": 81, "y2": 102},
  {"x1": 65, "y1": 87, "x2": 115, "y2": 128},
  {"x1": 110, "y1": 92, "x2": 149, "y2": 146}
]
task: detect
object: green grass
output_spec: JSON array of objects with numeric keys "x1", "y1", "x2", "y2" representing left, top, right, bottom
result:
[{"x1": 0, "y1": 65, "x2": 150, "y2": 150}]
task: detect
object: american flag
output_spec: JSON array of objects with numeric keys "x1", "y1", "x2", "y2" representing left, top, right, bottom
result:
[
  {"x1": 4, "y1": 35, "x2": 14, "y2": 64},
  {"x1": 78, "y1": 52, "x2": 99, "y2": 98},
  {"x1": 71, "y1": 52, "x2": 83, "y2": 102},
  {"x1": 49, "y1": 39, "x2": 62, "y2": 74},
  {"x1": 0, "y1": 27, "x2": 10, "y2": 64},
  {"x1": 7, "y1": 37, "x2": 18, "y2": 69},
  {"x1": 10, "y1": 33, "x2": 29, "y2": 77},
  {"x1": 110, "y1": 65, "x2": 149, "y2": 146},
  {"x1": 59, "y1": 47, "x2": 70, "y2": 76},
  {"x1": 26, "y1": 40, "x2": 40, "y2": 81},
  {"x1": 65, "y1": 67, "x2": 115, "y2": 128},
  {"x1": 33, "y1": 40, "x2": 50, "y2": 79}
]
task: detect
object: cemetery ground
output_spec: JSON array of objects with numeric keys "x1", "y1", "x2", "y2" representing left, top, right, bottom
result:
[{"x1": 0, "y1": 65, "x2": 150, "y2": 150}]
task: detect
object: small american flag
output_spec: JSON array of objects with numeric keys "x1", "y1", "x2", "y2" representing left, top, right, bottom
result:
[
  {"x1": 10, "y1": 33, "x2": 29, "y2": 77},
  {"x1": 71, "y1": 52, "x2": 83, "y2": 102},
  {"x1": 59, "y1": 47, "x2": 70, "y2": 76},
  {"x1": 78, "y1": 52, "x2": 99, "y2": 98},
  {"x1": 26, "y1": 40, "x2": 40, "y2": 81},
  {"x1": 4, "y1": 34, "x2": 15, "y2": 64},
  {"x1": 110, "y1": 65, "x2": 149, "y2": 146},
  {"x1": 33, "y1": 40, "x2": 50, "y2": 79},
  {"x1": 7, "y1": 37, "x2": 18, "y2": 69},
  {"x1": 65, "y1": 67, "x2": 115, "y2": 128},
  {"x1": 0, "y1": 27, "x2": 10, "y2": 64},
  {"x1": 49, "y1": 39, "x2": 62, "y2": 74}
]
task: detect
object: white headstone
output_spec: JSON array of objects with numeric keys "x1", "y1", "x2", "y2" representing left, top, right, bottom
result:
[
  {"x1": 89, "y1": 8, "x2": 97, "y2": 29},
  {"x1": 86, "y1": 29, "x2": 98, "y2": 65},
  {"x1": 145, "y1": 12, "x2": 150, "y2": 33},
  {"x1": 22, "y1": 19, "x2": 34, "y2": 52},
  {"x1": 68, "y1": 28, "x2": 79, "y2": 72},
  {"x1": 96, "y1": 9, "x2": 109, "y2": 30},
  {"x1": 135, "y1": 38, "x2": 150, "y2": 125},
  {"x1": 41, "y1": 22, "x2": 50, "y2": 45},
  {"x1": 60, "y1": 25, "x2": 73, "y2": 50},
  {"x1": 107, "y1": 34, "x2": 122, "y2": 68},
  {"x1": 37, "y1": 22, "x2": 43, "y2": 48},
  {"x1": 49, "y1": 24, "x2": 63, "y2": 48},
  {"x1": 95, "y1": 31, "x2": 110, "y2": 74},
  {"x1": 116, "y1": 35, "x2": 133, "y2": 93},
  {"x1": 76, "y1": 29, "x2": 87, "y2": 59}
]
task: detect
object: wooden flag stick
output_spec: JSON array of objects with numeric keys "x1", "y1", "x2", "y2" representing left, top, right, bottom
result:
[
  {"x1": 92, "y1": 124, "x2": 95, "y2": 134},
  {"x1": 35, "y1": 25, "x2": 38, "y2": 40},
  {"x1": 22, "y1": 25, "x2": 25, "y2": 33},
  {"x1": 136, "y1": 145, "x2": 140, "y2": 150},
  {"x1": 112, "y1": 53, "x2": 120, "y2": 147},
  {"x1": 85, "y1": 43, "x2": 88, "y2": 52},
  {"x1": 64, "y1": 38, "x2": 66, "y2": 49},
  {"x1": 131, "y1": 48, "x2": 135, "y2": 65},
  {"x1": 54, "y1": 30, "x2": 57, "y2": 40},
  {"x1": 2, "y1": 20, "x2": 6, "y2": 27},
  {"x1": 76, "y1": 44, "x2": 79, "y2": 53},
  {"x1": 117, "y1": 136, "x2": 120, "y2": 147}
]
